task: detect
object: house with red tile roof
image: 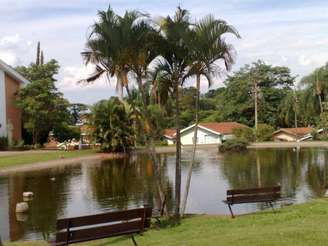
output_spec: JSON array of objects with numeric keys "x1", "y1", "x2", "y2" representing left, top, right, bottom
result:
[
  {"x1": 0, "y1": 59, "x2": 29, "y2": 144},
  {"x1": 272, "y1": 127, "x2": 321, "y2": 142},
  {"x1": 163, "y1": 122, "x2": 248, "y2": 145}
]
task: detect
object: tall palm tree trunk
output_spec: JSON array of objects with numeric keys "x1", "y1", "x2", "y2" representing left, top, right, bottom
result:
[
  {"x1": 174, "y1": 80, "x2": 182, "y2": 219},
  {"x1": 181, "y1": 73, "x2": 200, "y2": 216},
  {"x1": 318, "y1": 94, "x2": 323, "y2": 114},
  {"x1": 135, "y1": 76, "x2": 167, "y2": 214}
]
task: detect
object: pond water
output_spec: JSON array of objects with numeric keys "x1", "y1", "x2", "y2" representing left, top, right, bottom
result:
[{"x1": 1, "y1": 148, "x2": 328, "y2": 242}]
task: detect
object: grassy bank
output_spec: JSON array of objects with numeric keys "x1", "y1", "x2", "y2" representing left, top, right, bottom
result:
[
  {"x1": 0, "y1": 149, "x2": 98, "y2": 169},
  {"x1": 5, "y1": 198, "x2": 328, "y2": 245}
]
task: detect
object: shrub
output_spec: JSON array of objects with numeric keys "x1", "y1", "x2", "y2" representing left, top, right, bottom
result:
[
  {"x1": 54, "y1": 124, "x2": 80, "y2": 142},
  {"x1": 233, "y1": 127, "x2": 255, "y2": 142},
  {"x1": 219, "y1": 139, "x2": 249, "y2": 153},
  {"x1": 10, "y1": 141, "x2": 33, "y2": 151},
  {"x1": 91, "y1": 98, "x2": 135, "y2": 153},
  {"x1": 311, "y1": 130, "x2": 319, "y2": 140},
  {"x1": 318, "y1": 133, "x2": 328, "y2": 141},
  {"x1": 256, "y1": 124, "x2": 274, "y2": 142},
  {"x1": 0, "y1": 137, "x2": 8, "y2": 150}
]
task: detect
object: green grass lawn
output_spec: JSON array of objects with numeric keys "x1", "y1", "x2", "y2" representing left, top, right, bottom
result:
[
  {"x1": 5, "y1": 198, "x2": 328, "y2": 246},
  {"x1": 0, "y1": 149, "x2": 98, "y2": 169}
]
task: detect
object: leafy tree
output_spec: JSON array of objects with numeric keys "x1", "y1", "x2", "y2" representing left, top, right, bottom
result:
[
  {"x1": 278, "y1": 90, "x2": 299, "y2": 127},
  {"x1": 53, "y1": 124, "x2": 80, "y2": 142},
  {"x1": 218, "y1": 61, "x2": 295, "y2": 127},
  {"x1": 91, "y1": 98, "x2": 134, "y2": 152},
  {"x1": 16, "y1": 60, "x2": 70, "y2": 144},
  {"x1": 233, "y1": 127, "x2": 255, "y2": 142},
  {"x1": 300, "y1": 63, "x2": 328, "y2": 126},
  {"x1": 256, "y1": 123, "x2": 274, "y2": 142}
]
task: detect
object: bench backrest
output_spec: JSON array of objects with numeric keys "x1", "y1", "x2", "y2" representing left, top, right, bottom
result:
[
  {"x1": 227, "y1": 186, "x2": 281, "y2": 203},
  {"x1": 55, "y1": 207, "x2": 152, "y2": 245}
]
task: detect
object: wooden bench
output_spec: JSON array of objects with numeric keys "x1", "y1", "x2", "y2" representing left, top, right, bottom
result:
[
  {"x1": 52, "y1": 206, "x2": 152, "y2": 246},
  {"x1": 223, "y1": 186, "x2": 281, "y2": 218}
]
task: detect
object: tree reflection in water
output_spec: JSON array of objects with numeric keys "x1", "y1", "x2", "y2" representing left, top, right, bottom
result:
[
  {"x1": 87, "y1": 154, "x2": 173, "y2": 212},
  {"x1": 220, "y1": 148, "x2": 328, "y2": 200},
  {"x1": 2, "y1": 148, "x2": 328, "y2": 242}
]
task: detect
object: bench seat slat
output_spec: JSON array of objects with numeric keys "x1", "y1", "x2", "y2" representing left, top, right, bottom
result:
[
  {"x1": 57, "y1": 207, "x2": 151, "y2": 230},
  {"x1": 227, "y1": 186, "x2": 280, "y2": 195},
  {"x1": 226, "y1": 194, "x2": 281, "y2": 204},
  {"x1": 56, "y1": 220, "x2": 142, "y2": 244},
  {"x1": 54, "y1": 207, "x2": 153, "y2": 245}
]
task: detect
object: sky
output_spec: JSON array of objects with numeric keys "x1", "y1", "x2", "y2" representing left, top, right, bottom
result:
[{"x1": 1, "y1": 0, "x2": 328, "y2": 105}]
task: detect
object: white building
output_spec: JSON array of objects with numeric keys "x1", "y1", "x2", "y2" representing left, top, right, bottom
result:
[{"x1": 164, "y1": 122, "x2": 248, "y2": 145}]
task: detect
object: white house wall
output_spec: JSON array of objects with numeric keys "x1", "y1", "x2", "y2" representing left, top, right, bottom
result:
[
  {"x1": 167, "y1": 139, "x2": 175, "y2": 145},
  {"x1": 180, "y1": 126, "x2": 222, "y2": 145},
  {"x1": 0, "y1": 69, "x2": 7, "y2": 137}
]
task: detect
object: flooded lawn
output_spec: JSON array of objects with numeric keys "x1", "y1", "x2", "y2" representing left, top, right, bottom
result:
[{"x1": 1, "y1": 148, "x2": 328, "y2": 241}]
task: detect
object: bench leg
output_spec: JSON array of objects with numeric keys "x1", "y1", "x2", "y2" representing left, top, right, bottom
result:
[
  {"x1": 131, "y1": 235, "x2": 138, "y2": 246},
  {"x1": 227, "y1": 204, "x2": 235, "y2": 218},
  {"x1": 269, "y1": 202, "x2": 275, "y2": 213}
]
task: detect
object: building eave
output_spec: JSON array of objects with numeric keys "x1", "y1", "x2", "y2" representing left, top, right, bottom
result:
[
  {"x1": 0, "y1": 59, "x2": 30, "y2": 85},
  {"x1": 180, "y1": 123, "x2": 222, "y2": 136}
]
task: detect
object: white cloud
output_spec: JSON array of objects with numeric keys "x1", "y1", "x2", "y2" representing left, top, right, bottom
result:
[
  {"x1": 0, "y1": 34, "x2": 33, "y2": 66},
  {"x1": 58, "y1": 65, "x2": 116, "y2": 92},
  {"x1": 1, "y1": 0, "x2": 328, "y2": 102},
  {"x1": 298, "y1": 55, "x2": 312, "y2": 66}
]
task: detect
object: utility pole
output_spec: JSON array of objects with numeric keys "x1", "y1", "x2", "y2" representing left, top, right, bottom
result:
[
  {"x1": 294, "y1": 89, "x2": 298, "y2": 128},
  {"x1": 254, "y1": 80, "x2": 258, "y2": 131}
]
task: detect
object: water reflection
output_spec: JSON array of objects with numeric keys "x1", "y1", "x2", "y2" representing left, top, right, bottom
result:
[{"x1": 1, "y1": 148, "x2": 328, "y2": 241}]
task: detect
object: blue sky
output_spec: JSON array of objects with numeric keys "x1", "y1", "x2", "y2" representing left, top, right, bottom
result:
[{"x1": 1, "y1": 0, "x2": 328, "y2": 104}]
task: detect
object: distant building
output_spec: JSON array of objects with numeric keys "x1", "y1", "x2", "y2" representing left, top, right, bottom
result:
[
  {"x1": 0, "y1": 59, "x2": 29, "y2": 143},
  {"x1": 163, "y1": 128, "x2": 176, "y2": 145},
  {"x1": 164, "y1": 122, "x2": 248, "y2": 145},
  {"x1": 272, "y1": 127, "x2": 318, "y2": 142}
]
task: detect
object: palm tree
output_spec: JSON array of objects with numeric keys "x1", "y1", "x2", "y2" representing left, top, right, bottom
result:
[
  {"x1": 181, "y1": 15, "x2": 240, "y2": 216},
  {"x1": 82, "y1": 5, "x2": 167, "y2": 208},
  {"x1": 153, "y1": 7, "x2": 192, "y2": 218},
  {"x1": 301, "y1": 67, "x2": 327, "y2": 117},
  {"x1": 278, "y1": 89, "x2": 299, "y2": 127}
]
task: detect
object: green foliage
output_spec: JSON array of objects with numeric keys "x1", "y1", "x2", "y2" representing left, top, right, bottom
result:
[
  {"x1": 219, "y1": 139, "x2": 249, "y2": 153},
  {"x1": 318, "y1": 134, "x2": 328, "y2": 141},
  {"x1": 147, "y1": 104, "x2": 167, "y2": 139},
  {"x1": 68, "y1": 103, "x2": 89, "y2": 125},
  {"x1": 311, "y1": 130, "x2": 320, "y2": 140},
  {"x1": 91, "y1": 98, "x2": 134, "y2": 152},
  {"x1": 233, "y1": 127, "x2": 255, "y2": 142},
  {"x1": 16, "y1": 59, "x2": 70, "y2": 144},
  {"x1": 217, "y1": 61, "x2": 295, "y2": 127},
  {"x1": 54, "y1": 124, "x2": 80, "y2": 142},
  {"x1": 0, "y1": 137, "x2": 8, "y2": 150},
  {"x1": 255, "y1": 123, "x2": 274, "y2": 141}
]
